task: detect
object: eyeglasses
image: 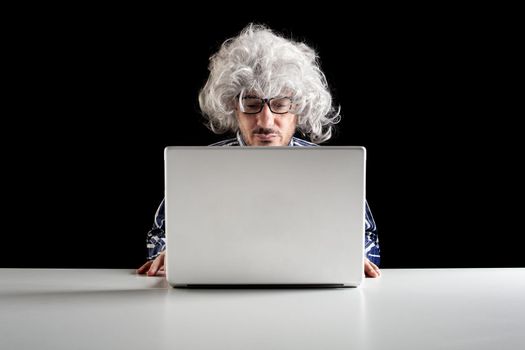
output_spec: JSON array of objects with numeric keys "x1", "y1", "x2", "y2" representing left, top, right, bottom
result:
[{"x1": 239, "y1": 96, "x2": 293, "y2": 114}]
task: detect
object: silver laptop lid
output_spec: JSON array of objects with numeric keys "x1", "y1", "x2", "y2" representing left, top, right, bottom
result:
[{"x1": 164, "y1": 146, "x2": 366, "y2": 287}]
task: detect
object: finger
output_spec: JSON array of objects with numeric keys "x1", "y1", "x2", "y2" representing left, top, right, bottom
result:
[
  {"x1": 364, "y1": 264, "x2": 375, "y2": 277},
  {"x1": 147, "y1": 254, "x2": 166, "y2": 276},
  {"x1": 136, "y1": 261, "x2": 153, "y2": 274},
  {"x1": 147, "y1": 258, "x2": 161, "y2": 276},
  {"x1": 364, "y1": 260, "x2": 379, "y2": 278},
  {"x1": 371, "y1": 264, "x2": 380, "y2": 277},
  {"x1": 370, "y1": 261, "x2": 381, "y2": 276},
  {"x1": 369, "y1": 260, "x2": 380, "y2": 273}
]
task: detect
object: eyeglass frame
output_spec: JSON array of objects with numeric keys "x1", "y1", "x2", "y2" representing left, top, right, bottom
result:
[{"x1": 236, "y1": 95, "x2": 294, "y2": 115}]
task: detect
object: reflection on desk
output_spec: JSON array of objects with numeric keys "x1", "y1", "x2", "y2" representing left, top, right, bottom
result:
[{"x1": 0, "y1": 268, "x2": 523, "y2": 350}]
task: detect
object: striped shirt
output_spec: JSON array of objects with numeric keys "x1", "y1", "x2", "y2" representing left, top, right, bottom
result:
[{"x1": 146, "y1": 132, "x2": 381, "y2": 265}]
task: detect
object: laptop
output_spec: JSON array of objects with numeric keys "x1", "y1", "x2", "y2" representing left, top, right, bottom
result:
[{"x1": 164, "y1": 146, "x2": 366, "y2": 287}]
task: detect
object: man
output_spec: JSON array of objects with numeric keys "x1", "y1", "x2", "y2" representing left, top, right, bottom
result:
[{"x1": 137, "y1": 24, "x2": 381, "y2": 278}]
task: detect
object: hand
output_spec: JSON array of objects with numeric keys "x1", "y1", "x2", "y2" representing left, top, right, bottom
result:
[
  {"x1": 365, "y1": 258, "x2": 381, "y2": 278},
  {"x1": 136, "y1": 251, "x2": 166, "y2": 276}
]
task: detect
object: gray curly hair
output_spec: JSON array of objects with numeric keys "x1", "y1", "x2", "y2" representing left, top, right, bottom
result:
[{"x1": 198, "y1": 23, "x2": 341, "y2": 144}]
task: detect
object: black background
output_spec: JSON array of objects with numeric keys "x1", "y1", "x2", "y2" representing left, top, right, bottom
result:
[{"x1": 3, "y1": 10, "x2": 521, "y2": 269}]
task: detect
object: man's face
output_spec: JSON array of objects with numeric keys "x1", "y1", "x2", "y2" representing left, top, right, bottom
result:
[{"x1": 235, "y1": 96, "x2": 298, "y2": 146}]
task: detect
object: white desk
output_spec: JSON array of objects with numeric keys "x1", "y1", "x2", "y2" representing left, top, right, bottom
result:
[{"x1": 0, "y1": 268, "x2": 523, "y2": 350}]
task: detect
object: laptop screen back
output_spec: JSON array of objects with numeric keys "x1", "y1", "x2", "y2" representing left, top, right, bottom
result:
[{"x1": 164, "y1": 146, "x2": 366, "y2": 287}]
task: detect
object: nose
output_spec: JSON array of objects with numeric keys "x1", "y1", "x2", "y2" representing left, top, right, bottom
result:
[{"x1": 256, "y1": 104, "x2": 275, "y2": 128}]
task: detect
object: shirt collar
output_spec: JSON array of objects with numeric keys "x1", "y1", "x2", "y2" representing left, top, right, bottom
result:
[
  {"x1": 236, "y1": 131, "x2": 294, "y2": 146},
  {"x1": 236, "y1": 131, "x2": 247, "y2": 146}
]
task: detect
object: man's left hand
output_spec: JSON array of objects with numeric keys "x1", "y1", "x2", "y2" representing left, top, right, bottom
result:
[{"x1": 365, "y1": 258, "x2": 381, "y2": 278}]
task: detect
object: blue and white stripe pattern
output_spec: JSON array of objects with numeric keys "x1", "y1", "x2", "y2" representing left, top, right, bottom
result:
[{"x1": 146, "y1": 132, "x2": 381, "y2": 265}]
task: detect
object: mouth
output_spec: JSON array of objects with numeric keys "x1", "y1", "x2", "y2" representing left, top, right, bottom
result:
[{"x1": 254, "y1": 133, "x2": 278, "y2": 141}]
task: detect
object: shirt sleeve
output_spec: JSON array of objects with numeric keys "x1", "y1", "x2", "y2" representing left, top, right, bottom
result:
[
  {"x1": 364, "y1": 200, "x2": 381, "y2": 266},
  {"x1": 146, "y1": 198, "x2": 166, "y2": 260}
]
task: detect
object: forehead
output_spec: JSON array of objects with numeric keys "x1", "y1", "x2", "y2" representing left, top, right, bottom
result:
[
  {"x1": 241, "y1": 88, "x2": 293, "y2": 98},
  {"x1": 242, "y1": 94, "x2": 292, "y2": 99}
]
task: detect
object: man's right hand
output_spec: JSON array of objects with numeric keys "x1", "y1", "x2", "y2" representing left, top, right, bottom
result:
[{"x1": 136, "y1": 251, "x2": 166, "y2": 276}]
